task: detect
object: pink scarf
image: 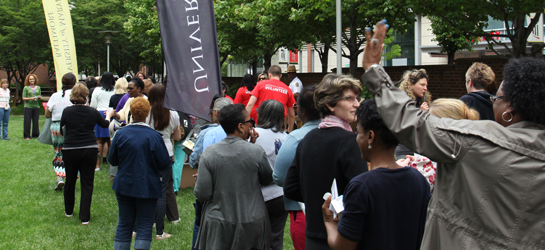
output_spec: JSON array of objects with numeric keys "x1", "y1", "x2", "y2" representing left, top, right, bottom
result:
[{"x1": 319, "y1": 115, "x2": 353, "y2": 132}]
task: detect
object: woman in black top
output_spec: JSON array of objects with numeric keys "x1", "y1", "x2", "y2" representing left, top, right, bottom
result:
[
  {"x1": 60, "y1": 83, "x2": 109, "y2": 225},
  {"x1": 283, "y1": 74, "x2": 368, "y2": 250}
]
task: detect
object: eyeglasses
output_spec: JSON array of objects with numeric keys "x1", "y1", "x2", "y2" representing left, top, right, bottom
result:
[
  {"x1": 241, "y1": 118, "x2": 255, "y2": 127},
  {"x1": 490, "y1": 95, "x2": 505, "y2": 102},
  {"x1": 341, "y1": 96, "x2": 361, "y2": 103}
]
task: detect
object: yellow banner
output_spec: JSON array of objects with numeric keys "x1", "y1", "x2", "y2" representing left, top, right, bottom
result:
[{"x1": 42, "y1": 0, "x2": 78, "y2": 91}]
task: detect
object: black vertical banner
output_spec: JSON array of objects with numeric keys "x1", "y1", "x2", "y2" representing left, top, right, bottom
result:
[{"x1": 157, "y1": 0, "x2": 222, "y2": 121}]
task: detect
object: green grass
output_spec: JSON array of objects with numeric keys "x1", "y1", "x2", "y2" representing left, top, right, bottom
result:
[{"x1": 0, "y1": 115, "x2": 294, "y2": 249}]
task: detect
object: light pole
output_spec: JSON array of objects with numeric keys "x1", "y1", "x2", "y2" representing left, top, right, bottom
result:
[
  {"x1": 336, "y1": 0, "x2": 342, "y2": 75},
  {"x1": 98, "y1": 30, "x2": 119, "y2": 72}
]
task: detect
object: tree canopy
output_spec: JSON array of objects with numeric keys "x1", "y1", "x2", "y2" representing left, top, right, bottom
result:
[
  {"x1": 0, "y1": 0, "x2": 50, "y2": 96},
  {"x1": 413, "y1": 0, "x2": 544, "y2": 57}
]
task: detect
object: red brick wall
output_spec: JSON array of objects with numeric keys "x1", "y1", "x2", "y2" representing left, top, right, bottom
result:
[
  {"x1": 222, "y1": 57, "x2": 509, "y2": 100},
  {"x1": 0, "y1": 64, "x2": 53, "y2": 86}
]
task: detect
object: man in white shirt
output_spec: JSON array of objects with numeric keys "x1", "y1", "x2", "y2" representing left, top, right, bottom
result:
[{"x1": 287, "y1": 65, "x2": 303, "y2": 99}]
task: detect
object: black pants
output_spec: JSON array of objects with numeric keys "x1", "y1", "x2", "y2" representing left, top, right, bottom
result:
[
  {"x1": 266, "y1": 196, "x2": 289, "y2": 250},
  {"x1": 23, "y1": 107, "x2": 40, "y2": 138},
  {"x1": 155, "y1": 163, "x2": 172, "y2": 235},
  {"x1": 62, "y1": 148, "x2": 98, "y2": 222},
  {"x1": 165, "y1": 172, "x2": 180, "y2": 221}
]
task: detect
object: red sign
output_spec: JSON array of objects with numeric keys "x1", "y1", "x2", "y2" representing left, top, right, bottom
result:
[{"x1": 289, "y1": 50, "x2": 298, "y2": 63}]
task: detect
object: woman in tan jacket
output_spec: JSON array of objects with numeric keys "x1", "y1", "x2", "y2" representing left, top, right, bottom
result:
[{"x1": 359, "y1": 20, "x2": 545, "y2": 250}]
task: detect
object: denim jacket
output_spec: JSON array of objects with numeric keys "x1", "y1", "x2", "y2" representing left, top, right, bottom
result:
[{"x1": 273, "y1": 120, "x2": 320, "y2": 210}]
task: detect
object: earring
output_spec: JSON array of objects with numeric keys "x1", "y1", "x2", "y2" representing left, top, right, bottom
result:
[
  {"x1": 368, "y1": 143, "x2": 372, "y2": 149},
  {"x1": 502, "y1": 111, "x2": 513, "y2": 123}
]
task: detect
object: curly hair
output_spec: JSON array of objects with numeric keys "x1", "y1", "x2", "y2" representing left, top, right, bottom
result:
[
  {"x1": 357, "y1": 99, "x2": 398, "y2": 149},
  {"x1": 70, "y1": 83, "x2": 89, "y2": 105},
  {"x1": 430, "y1": 98, "x2": 479, "y2": 120},
  {"x1": 24, "y1": 74, "x2": 39, "y2": 86},
  {"x1": 466, "y1": 62, "x2": 495, "y2": 90},
  {"x1": 398, "y1": 69, "x2": 432, "y2": 102},
  {"x1": 314, "y1": 74, "x2": 362, "y2": 118},
  {"x1": 501, "y1": 57, "x2": 545, "y2": 125},
  {"x1": 130, "y1": 97, "x2": 151, "y2": 121}
]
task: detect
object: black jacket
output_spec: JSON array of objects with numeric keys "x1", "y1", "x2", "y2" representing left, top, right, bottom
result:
[{"x1": 460, "y1": 91, "x2": 495, "y2": 120}]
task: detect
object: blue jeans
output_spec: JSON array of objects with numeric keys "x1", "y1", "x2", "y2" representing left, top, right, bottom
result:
[
  {"x1": 191, "y1": 199, "x2": 203, "y2": 250},
  {"x1": 114, "y1": 193, "x2": 157, "y2": 250},
  {"x1": 0, "y1": 108, "x2": 9, "y2": 139}
]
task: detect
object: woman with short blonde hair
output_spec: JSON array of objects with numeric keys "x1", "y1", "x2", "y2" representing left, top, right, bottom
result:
[{"x1": 108, "y1": 78, "x2": 128, "y2": 116}]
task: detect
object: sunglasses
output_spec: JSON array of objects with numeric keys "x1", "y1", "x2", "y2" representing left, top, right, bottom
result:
[
  {"x1": 241, "y1": 118, "x2": 255, "y2": 127},
  {"x1": 259, "y1": 77, "x2": 266, "y2": 80}
]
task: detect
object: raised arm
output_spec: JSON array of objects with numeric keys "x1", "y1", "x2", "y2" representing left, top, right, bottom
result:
[{"x1": 361, "y1": 20, "x2": 472, "y2": 164}]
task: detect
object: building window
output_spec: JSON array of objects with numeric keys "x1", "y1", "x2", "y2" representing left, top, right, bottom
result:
[{"x1": 384, "y1": 27, "x2": 415, "y2": 66}]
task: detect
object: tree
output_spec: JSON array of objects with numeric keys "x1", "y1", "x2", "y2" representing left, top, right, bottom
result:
[
  {"x1": 0, "y1": 0, "x2": 50, "y2": 98},
  {"x1": 428, "y1": 16, "x2": 477, "y2": 64},
  {"x1": 291, "y1": 0, "x2": 415, "y2": 78},
  {"x1": 412, "y1": 0, "x2": 544, "y2": 57},
  {"x1": 72, "y1": 0, "x2": 146, "y2": 77},
  {"x1": 214, "y1": 0, "x2": 304, "y2": 75}
]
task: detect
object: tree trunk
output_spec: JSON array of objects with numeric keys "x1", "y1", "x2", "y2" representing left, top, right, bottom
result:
[
  {"x1": 512, "y1": 15, "x2": 528, "y2": 58},
  {"x1": 318, "y1": 44, "x2": 330, "y2": 73},
  {"x1": 263, "y1": 52, "x2": 273, "y2": 72},
  {"x1": 447, "y1": 50, "x2": 455, "y2": 64},
  {"x1": 251, "y1": 60, "x2": 258, "y2": 77}
]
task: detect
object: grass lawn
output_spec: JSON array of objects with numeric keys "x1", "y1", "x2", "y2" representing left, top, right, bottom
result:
[{"x1": 0, "y1": 115, "x2": 294, "y2": 249}]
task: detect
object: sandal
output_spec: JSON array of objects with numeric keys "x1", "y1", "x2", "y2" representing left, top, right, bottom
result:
[{"x1": 156, "y1": 232, "x2": 172, "y2": 240}]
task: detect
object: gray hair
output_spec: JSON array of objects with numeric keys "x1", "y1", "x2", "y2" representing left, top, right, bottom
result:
[
  {"x1": 213, "y1": 97, "x2": 233, "y2": 111},
  {"x1": 257, "y1": 99, "x2": 285, "y2": 132}
]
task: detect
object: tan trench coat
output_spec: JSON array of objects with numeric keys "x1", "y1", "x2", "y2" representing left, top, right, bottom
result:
[{"x1": 362, "y1": 66, "x2": 545, "y2": 249}]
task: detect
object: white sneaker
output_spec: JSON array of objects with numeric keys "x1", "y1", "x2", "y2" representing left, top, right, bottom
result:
[
  {"x1": 95, "y1": 168, "x2": 100, "y2": 172},
  {"x1": 64, "y1": 211, "x2": 73, "y2": 217},
  {"x1": 55, "y1": 178, "x2": 65, "y2": 191}
]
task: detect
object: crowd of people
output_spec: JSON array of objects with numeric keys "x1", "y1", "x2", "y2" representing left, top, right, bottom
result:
[{"x1": 3, "y1": 18, "x2": 545, "y2": 250}]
